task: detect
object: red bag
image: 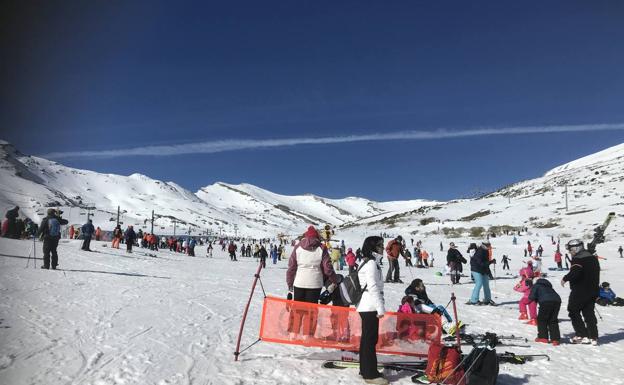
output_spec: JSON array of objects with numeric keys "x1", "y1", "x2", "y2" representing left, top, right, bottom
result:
[{"x1": 425, "y1": 343, "x2": 465, "y2": 385}]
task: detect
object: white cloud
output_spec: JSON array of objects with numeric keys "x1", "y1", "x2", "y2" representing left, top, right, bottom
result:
[{"x1": 41, "y1": 123, "x2": 624, "y2": 159}]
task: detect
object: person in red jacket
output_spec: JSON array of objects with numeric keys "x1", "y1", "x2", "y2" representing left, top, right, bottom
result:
[
  {"x1": 385, "y1": 236, "x2": 405, "y2": 283},
  {"x1": 554, "y1": 250, "x2": 563, "y2": 270},
  {"x1": 345, "y1": 247, "x2": 357, "y2": 273}
]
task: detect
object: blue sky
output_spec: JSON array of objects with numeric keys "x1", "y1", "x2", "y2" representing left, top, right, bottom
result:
[{"x1": 2, "y1": 1, "x2": 624, "y2": 201}]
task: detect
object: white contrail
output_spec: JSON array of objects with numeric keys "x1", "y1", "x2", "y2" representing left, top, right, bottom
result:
[{"x1": 41, "y1": 123, "x2": 624, "y2": 159}]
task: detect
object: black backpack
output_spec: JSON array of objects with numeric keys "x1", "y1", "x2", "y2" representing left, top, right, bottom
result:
[
  {"x1": 463, "y1": 344, "x2": 499, "y2": 385},
  {"x1": 339, "y1": 259, "x2": 370, "y2": 305}
]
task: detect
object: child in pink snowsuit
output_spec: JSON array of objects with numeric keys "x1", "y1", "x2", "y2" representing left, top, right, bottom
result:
[{"x1": 515, "y1": 265, "x2": 537, "y2": 324}]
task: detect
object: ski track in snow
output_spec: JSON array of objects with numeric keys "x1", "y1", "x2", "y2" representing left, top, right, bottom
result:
[{"x1": 1, "y1": 237, "x2": 624, "y2": 384}]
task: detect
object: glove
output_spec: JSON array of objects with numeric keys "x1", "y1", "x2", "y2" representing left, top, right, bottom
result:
[{"x1": 287, "y1": 289, "x2": 293, "y2": 300}]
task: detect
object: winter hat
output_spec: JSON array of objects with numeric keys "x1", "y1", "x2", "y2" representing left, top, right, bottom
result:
[
  {"x1": 482, "y1": 240, "x2": 491, "y2": 247},
  {"x1": 396, "y1": 235, "x2": 403, "y2": 242},
  {"x1": 47, "y1": 208, "x2": 56, "y2": 216},
  {"x1": 449, "y1": 242, "x2": 456, "y2": 248},
  {"x1": 347, "y1": 247, "x2": 352, "y2": 252},
  {"x1": 304, "y1": 225, "x2": 319, "y2": 239},
  {"x1": 602, "y1": 282, "x2": 610, "y2": 289}
]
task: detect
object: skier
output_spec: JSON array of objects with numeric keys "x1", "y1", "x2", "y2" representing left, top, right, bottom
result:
[
  {"x1": 446, "y1": 242, "x2": 467, "y2": 284},
  {"x1": 111, "y1": 225, "x2": 122, "y2": 249},
  {"x1": 259, "y1": 244, "x2": 268, "y2": 268},
  {"x1": 37, "y1": 208, "x2": 68, "y2": 269},
  {"x1": 356, "y1": 236, "x2": 387, "y2": 385},
  {"x1": 188, "y1": 238, "x2": 196, "y2": 256},
  {"x1": 228, "y1": 242, "x2": 237, "y2": 261},
  {"x1": 206, "y1": 242, "x2": 213, "y2": 257},
  {"x1": 385, "y1": 236, "x2": 405, "y2": 283},
  {"x1": 80, "y1": 219, "x2": 95, "y2": 251},
  {"x1": 345, "y1": 247, "x2": 357, "y2": 273},
  {"x1": 527, "y1": 241, "x2": 533, "y2": 256},
  {"x1": 554, "y1": 249, "x2": 563, "y2": 270},
  {"x1": 4, "y1": 206, "x2": 19, "y2": 239},
  {"x1": 439, "y1": 241, "x2": 443, "y2": 252},
  {"x1": 561, "y1": 239, "x2": 600, "y2": 345},
  {"x1": 467, "y1": 241, "x2": 496, "y2": 306},
  {"x1": 514, "y1": 272, "x2": 537, "y2": 325},
  {"x1": 501, "y1": 255, "x2": 510, "y2": 270},
  {"x1": 95, "y1": 226, "x2": 101, "y2": 241},
  {"x1": 69, "y1": 224, "x2": 75, "y2": 240},
  {"x1": 124, "y1": 225, "x2": 137, "y2": 253},
  {"x1": 619, "y1": 246, "x2": 623, "y2": 258},
  {"x1": 529, "y1": 278, "x2": 562, "y2": 345},
  {"x1": 404, "y1": 248, "x2": 413, "y2": 267}
]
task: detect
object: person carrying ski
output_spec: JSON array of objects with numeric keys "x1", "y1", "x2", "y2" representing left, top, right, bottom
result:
[
  {"x1": 467, "y1": 241, "x2": 496, "y2": 306},
  {"x1": 37, "y1": 208, "x2": 68, "y2": 269},
  {"x1": 446, "y1": 242, "x2": 467, "y2": 284},
  {"x1": 529, "y1": 278, "x2": 562, "y2": 345},
  {"x1": 357, "y1": 236, "x2": 387, "y2": 385},
  {"x1": 385, "y1": 236, "x2": 405, "y2": 283},
  {"x1": 561, "y1": 239, "x2": 600, "y2": 345}
]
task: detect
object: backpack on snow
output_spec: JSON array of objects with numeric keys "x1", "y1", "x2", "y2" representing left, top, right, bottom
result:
[
  {"x1": 423, "y1": 343, "x2": 465, "y2": 385},
  {"x1": 339, "y1": 259, "x2": 370, "y2": 305},
  {"x1": 462, "y1": 344, "x2": 499, "y2": 385}
]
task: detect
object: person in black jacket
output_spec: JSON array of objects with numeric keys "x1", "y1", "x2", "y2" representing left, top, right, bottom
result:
[
  {"x1": 529, "y1": 278, "x2": 561, "y2": 345},
  {"x1": 4, "y1": 206, "x2": 19, "y2": 239},
  {"x1": 561, "y1": 239, "x2": 600, "y2": 345},
  {"x1": 37, "y1": 208, "x2": 68, "y2": 269},
  {"x1": 259, "y1": 244, "x2": 268, "y2": 268},
  {"x1": 124, "y1": 225, "x2": 137, "y2": 253},
  {"x1": 446, "y1": 242, "x2": 467, "y2": 284},
  {"x1": 467, "y1": 241, "x2": 496, "y2": 305}
]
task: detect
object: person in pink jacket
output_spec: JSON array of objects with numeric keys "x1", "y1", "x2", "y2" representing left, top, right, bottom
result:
[
  {"x1": 515, "y1": 265, "x2": 537, "y2": 325},
  {"x1": 345, "y1": 247, "x2": 357, "y2": 273}
]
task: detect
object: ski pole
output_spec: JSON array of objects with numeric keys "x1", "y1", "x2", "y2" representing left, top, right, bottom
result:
[{"x1": 595, "y1": 306, "x2": 603, "y2": 321}]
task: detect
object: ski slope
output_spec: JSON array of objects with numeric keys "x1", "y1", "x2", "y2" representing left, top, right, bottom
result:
[{"x1": 1, "y1": 233, "x2": 623, "y2": 385}]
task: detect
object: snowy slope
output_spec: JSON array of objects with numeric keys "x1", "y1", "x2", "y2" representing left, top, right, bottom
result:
[{"x1": 1, "y1": 234, "x2": 623, "y2": 385}]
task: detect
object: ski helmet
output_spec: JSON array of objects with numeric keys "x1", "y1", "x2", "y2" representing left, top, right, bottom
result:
[{"x1": 566, "y1": 239, "x2": 584, "y2": 256}]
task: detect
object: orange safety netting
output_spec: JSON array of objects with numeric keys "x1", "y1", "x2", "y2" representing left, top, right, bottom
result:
[{"x1": 259, "y1": 296, "x2": 442, "y2": 357}]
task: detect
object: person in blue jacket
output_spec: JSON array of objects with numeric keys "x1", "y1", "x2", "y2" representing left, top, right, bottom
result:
[
  {"x1": 81, "y1": 219, "x2": 95, "y2": 251},
  {"x1": 597, "y1": 282, "x2": 624, "y2": 306}
]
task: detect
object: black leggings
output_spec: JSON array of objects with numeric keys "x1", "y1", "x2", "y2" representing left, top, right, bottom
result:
[
  {"x1": 359, "y1": 311, "x2": 381, "y2": 379},
  {"x1": 568, "y1": 298, "x2": 598, "y2": 340}
]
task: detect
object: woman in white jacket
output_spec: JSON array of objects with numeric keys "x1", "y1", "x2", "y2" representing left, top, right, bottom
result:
[{"x1": 356, "y1": 236, "x2": 388, "y2": 385}]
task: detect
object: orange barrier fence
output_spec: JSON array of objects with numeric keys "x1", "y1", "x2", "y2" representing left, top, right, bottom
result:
[{"x1": 259, "y1": 296, "x2": 442, "y2": 357}]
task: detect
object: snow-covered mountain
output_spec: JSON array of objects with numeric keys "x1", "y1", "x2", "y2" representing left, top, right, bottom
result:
[
  {"x1": 0, "y1": 141, "x2": 428, "y2": 237},
  {"x1": 0, "y1": 139, "x2": 622, "y2": 239}
]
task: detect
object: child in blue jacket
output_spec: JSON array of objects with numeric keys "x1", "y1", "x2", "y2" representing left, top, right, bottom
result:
[{"x1": 597, "y1": 282, "x2": 624, "y2": 306}]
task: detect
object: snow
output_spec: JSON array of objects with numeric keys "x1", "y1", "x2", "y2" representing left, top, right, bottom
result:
[{"x1": 1, "y1": 234, "x2": 624, "y2": 385}]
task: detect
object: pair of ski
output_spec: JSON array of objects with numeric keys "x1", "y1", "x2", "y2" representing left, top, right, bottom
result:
[
  {"x1": 322, "y1": 351, "x2": 550, "y2": 371},
  {"x1": 321, "y1": 359, "x2": 426, "y2": 372}
]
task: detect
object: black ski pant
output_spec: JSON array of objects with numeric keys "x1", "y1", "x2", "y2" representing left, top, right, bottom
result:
[
  {"x1": 290, "y1": 287, "x2": 321, "y2": 336},
  {"x1": 503, "y1": 261, "x2": 509, "y2": 270},
  {"x1": 127, "y1": 241, "x2": 133, "y2": 252},
  {"x1": 568, "y1": 297, "x2": 598, "y2": 340},
  {"x1": 537, "y1": 301, "x2": 561, "y2": 341},
  {"x1": 359, "y1": 311, "x2": 381, "y2": 380},
  {"x1": 385, "y1": 258, "x2": 400, "y2": 282},
  {"x1": 556, "y1": 261, "x2": 562, "y2": 269},
  {"x1": 42, "y1": 236, "x2": 60, "y2": 268},
  {"x1": 81, "y1": 235, "x2": 92, "y2": 250}
]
